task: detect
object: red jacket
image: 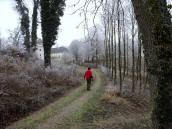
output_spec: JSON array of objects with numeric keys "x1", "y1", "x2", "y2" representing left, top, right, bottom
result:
[{"x1": 84, "y1": 70, "x2": 93, "y2": 80}]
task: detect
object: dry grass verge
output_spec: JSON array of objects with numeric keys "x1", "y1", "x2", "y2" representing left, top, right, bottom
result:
[
  {"x1": 0, "y1": 55, "x2": 82, "y2": 129},
  {"x1": 79, "y1": 85, "x2": 151, "y2": 129}
]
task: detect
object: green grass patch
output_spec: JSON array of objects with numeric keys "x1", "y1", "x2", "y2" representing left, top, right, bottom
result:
[
  {"x1": 7, "y1": 83, "x2": 86, "y2": 129},
  {"x1": 72, "y1": 82, "x2": 104, "y2": 121},
  {"x1": 57, "y1": 70, "x2": 106, "y2": 129}
]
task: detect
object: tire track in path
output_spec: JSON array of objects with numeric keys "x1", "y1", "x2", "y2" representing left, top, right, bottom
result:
[{"x1": 7, "y1": 69, "x2": 104, "y2": 129}]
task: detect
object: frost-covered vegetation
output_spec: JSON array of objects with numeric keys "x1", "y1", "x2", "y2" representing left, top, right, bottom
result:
[{"x1": 0, "y1": 48, "x2": 82, "y2": 128}]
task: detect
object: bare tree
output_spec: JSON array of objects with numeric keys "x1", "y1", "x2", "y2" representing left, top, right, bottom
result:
[
  {"x1": 122, "y1": 9, "x2": 126, "y2": 80},
  {"x1": 7, "y1": 27, "x2": 22, "y2": 49},
  {"x1": 117, "y1": 0, "x2": 123, "y2": 92},
  {"x1": 131, "y1": 8, "x2": 137, "y2": 93},
  {"x1": 69, "y1": 40, "x2": 80, "y2": 62},
  {"x1": 126, "y1": 33, "x2": 129, "y2": 76}
]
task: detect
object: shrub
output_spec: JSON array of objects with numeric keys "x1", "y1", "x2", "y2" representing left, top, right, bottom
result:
[{"x1": 0, "y1": 54, "x2": 82, "y2": 128}]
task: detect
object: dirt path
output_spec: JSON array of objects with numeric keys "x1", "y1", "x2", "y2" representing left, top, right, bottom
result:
[{"x1": 7, "y1": 69, "x2": 105, "y2": 129}]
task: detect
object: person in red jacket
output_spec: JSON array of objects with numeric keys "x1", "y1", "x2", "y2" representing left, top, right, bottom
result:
[{"x1": 84, "y1": 67, "x2": 93, "y2": 91}]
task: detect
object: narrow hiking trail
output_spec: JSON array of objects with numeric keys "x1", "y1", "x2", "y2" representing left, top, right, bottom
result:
[{"x1": 7, "y1": 69, "x2": 105, "y2": 129}]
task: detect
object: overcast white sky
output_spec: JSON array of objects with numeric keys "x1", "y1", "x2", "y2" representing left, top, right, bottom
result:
[
  {"x1": 0, "y1": 0, "x2": 93, "y2": 47},
  {"x1": 0, "y1": 0, "x2": 19, "y2": 37},
  {"x1": 57, "y1": 0, "x2": 86, "y2": 46}
]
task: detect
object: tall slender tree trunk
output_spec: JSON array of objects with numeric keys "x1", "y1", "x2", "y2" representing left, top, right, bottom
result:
[
  {"x1": 143, "y1": 59, "x2": 148, "y2": 91},
  {"x1": 108, "y1": 16, "x2": 112, "y2": 77},
  {"x1": 131, "y1": 11, "x2": 135, "y2": 93},
  {"x1": 138, "y1": 31, "x2": 142, "y2": 94},
  {"x1": 111, "y1": 19, "x2": 114, "y2": 79},
  {"x1": 25, "y1": 29, "x2": 30, "y2": 53},
  {"x1": 122, "y1": 11, "x2": 126, "y2": 80},
  {"x1": 106, "y1": 14, "x2": 110, "y2": 73},
  {"x1": 44, "y1": 45, "x2": 51, "y2": 67},
  {"x1": 126, "y1": 34, "x2": 129, "y2": 76},
  {"x1": 114, "y1": 20, "x2": 117, "y2": 84},
  {"x1": 96, "y1": 48, "x2": 98, "y2": 67},
  {"x1": 104, "y1": 24, "x2": 108, "y2": 67},
  {"x1": 117, "y1": 0, "x2": 122, "y2": 92}
]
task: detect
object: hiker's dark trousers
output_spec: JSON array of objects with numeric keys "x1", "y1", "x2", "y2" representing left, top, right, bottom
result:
[{"x1": 87, "y1": 78, "x2": 91, "y2": 90}]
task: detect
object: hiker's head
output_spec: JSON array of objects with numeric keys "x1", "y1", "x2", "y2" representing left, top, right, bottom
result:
[{"x1": 88, "y1": 67, "x2": 91, "y2": 70}]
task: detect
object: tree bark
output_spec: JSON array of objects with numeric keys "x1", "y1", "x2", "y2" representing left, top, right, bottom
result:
[
  {"x1": 111, "y1": 19, "x2": 114, "y2": 79},
  {"x1": 131, "y1": 10, "x2": 135, "y2": 93},
  {"x1": 117, "y1": 0, "x2": 122, "y2": 92},
  {"x1": 114, "y1": 19, "x2": 117, "y2": 84},
  {"x1": 122, "y1": 10, "x2": 126, "y2": 80},
  {"x1": 138, "y1": 30, "x2": 142, "y2": 94},
  {"x1": 104, "y1": 19, "x2": 108, "y2": 67},
  {"x1": 131, "y1": 0, "x2": 172, "y2": 128},
  {"x1": 126, "y1": 34, "x2": 129, "y2": 76},
  {"x1": 44, "y1": 45, "x2": 51, "y2": 67}
]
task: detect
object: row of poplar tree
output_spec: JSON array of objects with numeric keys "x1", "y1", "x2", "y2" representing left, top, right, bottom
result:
[
  {"x1": 102, "y1": 0, "x2": 147, "y2": 94},
  {"x1": 99, "y1": 0, "x2": 172, "y2": 129}
]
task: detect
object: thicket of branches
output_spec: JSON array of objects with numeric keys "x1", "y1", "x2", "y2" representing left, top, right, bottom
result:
[{"x1": 0, "y1": 52, "x2": 82, "y2": 128}]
